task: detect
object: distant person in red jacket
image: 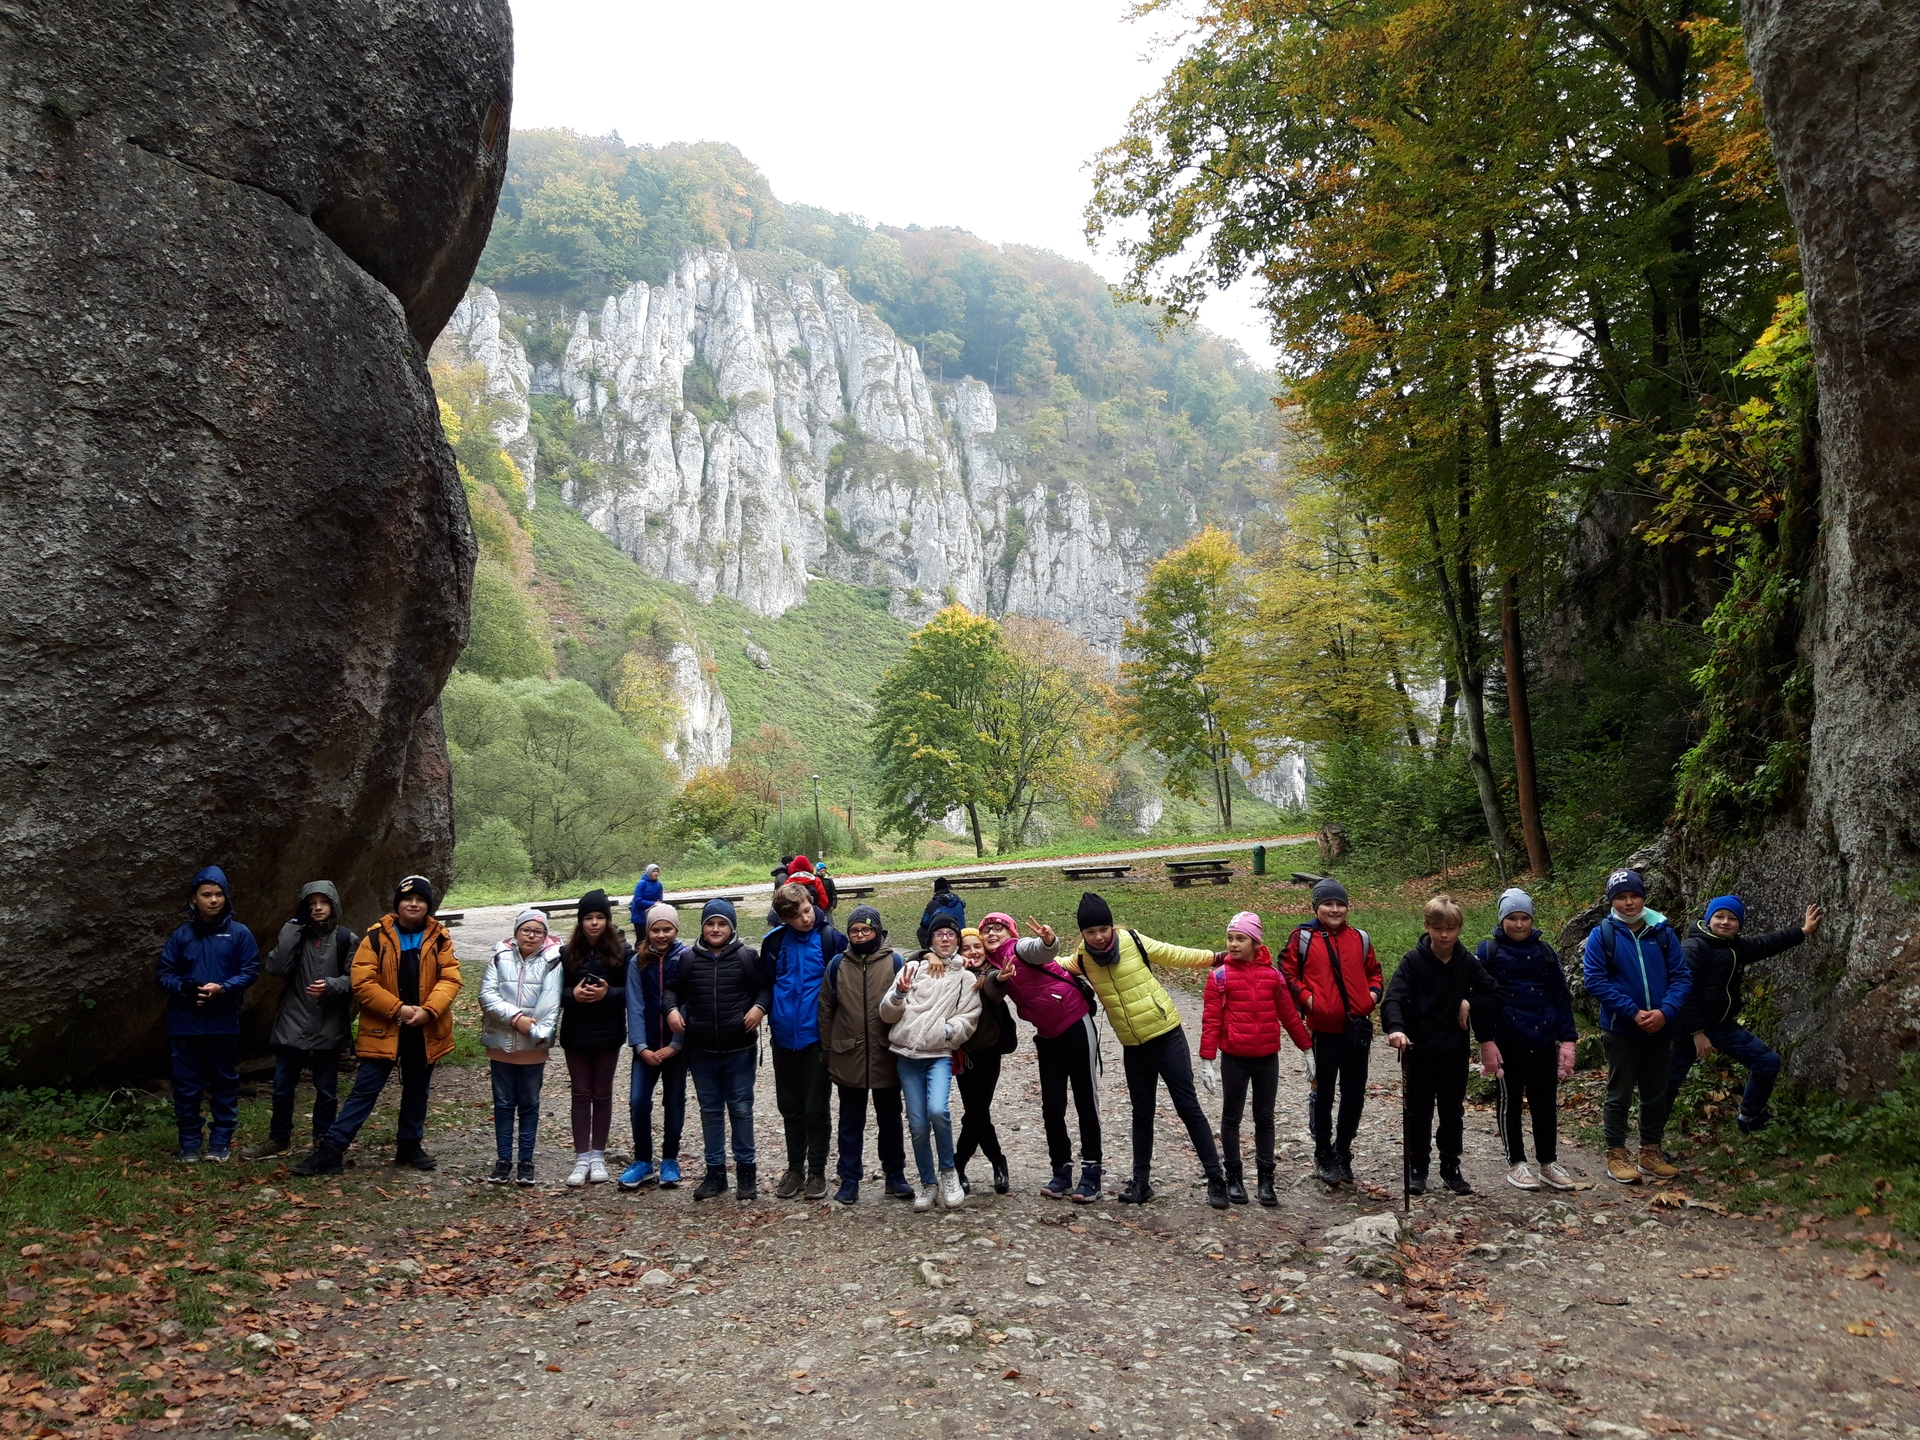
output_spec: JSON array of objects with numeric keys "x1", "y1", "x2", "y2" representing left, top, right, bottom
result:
[
  {"x1": 1282, "y1": 878, "x2": 1383, "y2": 1187},
  {"x1": 1199, "y1": 911, "x2": 1310, "y2": 1207}
]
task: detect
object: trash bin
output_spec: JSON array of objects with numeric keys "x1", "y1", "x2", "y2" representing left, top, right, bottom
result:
[{"x1": 1252, "y1": 844, "x2": 1267, "y2": 876}]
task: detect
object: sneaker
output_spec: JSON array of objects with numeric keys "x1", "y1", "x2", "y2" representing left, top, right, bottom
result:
[
  {"x1": 489, "y1": 1159, "x2": 513, "y2": 1185},
  {"x1": 776, "y1": 1168, "x2": 804, "y2": 1200},
  {"x1": 394, "y1": 1144, "x2": 436, "y2": 1172},
  {"x1": 1439, "y1": 1164, "x2": 1473, "y2": 1195},
  {"x1": 516, "y1": 1160, "x2": 537, "y2": 1186},
  {"x1": 177, "y1": 1148, "x2": 202, "y2": 1164},
  {"x1": 991, "y1": 1158, "x2": 1010, "y2": 1194},
  {"x1": 1336, "y1": 1155, "x2": 1356, "y2": 1186},
  {"x1": 1538, "y1": 1161, "x2": 1578, "y2": 1191},
  {"x1": 1042, "y1": 1164, "x2": 1073, "y2": 1199},
  {"x1": 885, "y1": 1172, "x2": 915, "y2": 1200},
  {"x1": 1407, "y1": 1170, "x2": 1428, "y2": 1196},
  {"x1": 1116, "y1": 1176, "x2": 1155, "y2": 1204},
  {"x1": 566, "y1": 1156, "x2": 592, "y2": 1188},
  {"x1": 1069, "y1": 1163, "x2": 1103, "y2": 1204},
  {"x1": 939, "y1": 1168, "x2": 966, "y2": 1209},
  {"x1": 204, "y1": 1146, "x2": 232, "y2": 1164},
  {"x1": 658, "y1": 1159, "x2": 682, "y2": 1187},
  {"x1": 1206, "y1": 1175, "x2": 1230, "y2": 1210},
  {"x1": 1637, "y1": 1145, "x2": 1680, "y2": 1180},
  {"x1": 290, "y1": 1145, "x2": 344, "y2": 1177},
  {"x1": 804, "y1": 1169, "x2": 828, "y2": 1200},
  {"x1": 1506, "y1": 1161, "x2": 1541, "y2": 1191},
  {"x1": 1605, "y1": 1148, "x2": 1642, "y2": 1185},
  {"x1": 619, "y1": 1160, "x2": 657, "y2": 1191},
  {"x1": 693, "y1": 1166, "x2": 728, "y2": 1201},
  {"x1": 244, "y1": 1138, "x2": 291, "y2": 1161},
  {"x1": 1736, "y1": 1110, "x2": 1771, "y2": 1135},
  {"x1": 834, "y1": 1178, "x2": 859, "y2": 1205},
  {"x1": 913, "y1": 1182, "x2": 937, "y2": 1213},
  {"x1": 1315, "y1": 1156, "x2": 1341, "y2": 1187},
  {"x1": 588, "y1": 1155, "x2": 609, "y2": 1185}
]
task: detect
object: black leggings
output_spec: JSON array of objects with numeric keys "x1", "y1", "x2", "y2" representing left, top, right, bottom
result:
[
  {"x1": 1121, "y1": 1025, "x2": 1221, "y2": 1181},
  {"x1": 954, "y1": 1050, "x2": 1005, "y2": 1173},
  {"x1": 1311, "y1": 1028, "x2": 1372, "y2": 1161},
  {"x1": 1498, "y1": 1037, "x2": 1560, "y2": 1164},
  {"x1": 1402, "y1": 1049, "x2": 1468, "y2": 1172},
  {"x1": 1033, "y1": 1019, "x2": 1102, "y2": 1168},
  {"x1": 1218, "y1": 1052, "x2": 1279, "y2": 1172}
]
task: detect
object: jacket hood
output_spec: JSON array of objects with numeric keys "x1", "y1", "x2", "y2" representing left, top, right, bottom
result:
[
  {"x1": 298, "y1": 880, "x2": 342, "y2": 931},
  {"x1": 1227, "y1": 943, "x2": 1274, "y2": 967},
  {"x1": 1608, "y1": 906, "x2": 1668, "y2": 931},
  {"x1": 188, "y1": 865, "x2": 233, "y2": 922}
]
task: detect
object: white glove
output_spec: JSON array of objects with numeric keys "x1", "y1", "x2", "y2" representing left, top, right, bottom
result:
[
  {"x1": 1200, "y1": 1060, "x2": 1219, "y2": 1095},
  {"x1": 1302, "y1": 1049, "x2": 1317, "y2": 1085}
]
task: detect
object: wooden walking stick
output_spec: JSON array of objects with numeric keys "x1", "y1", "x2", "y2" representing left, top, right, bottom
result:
[{"x1": 1400, "y1": 1045, "x2": 1411, "y2": 1215}]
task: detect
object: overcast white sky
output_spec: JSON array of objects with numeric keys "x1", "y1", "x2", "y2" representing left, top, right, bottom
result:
[{"x1": 508, "y1": 0, "x2": 1279, "y2": 368}]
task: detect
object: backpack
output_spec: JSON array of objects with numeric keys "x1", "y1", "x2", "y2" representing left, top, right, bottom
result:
[{"x1": 825, "y1": 947, "x2": 905, "y2": 997}]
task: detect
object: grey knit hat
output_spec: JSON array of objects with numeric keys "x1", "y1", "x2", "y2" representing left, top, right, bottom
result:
[
  {"x1": 1496, "y1": 888, "x2": 1535, "y2": 923},
  {"x1": 1310, "y1": 877, "x2": 1350, "y2": 907}
]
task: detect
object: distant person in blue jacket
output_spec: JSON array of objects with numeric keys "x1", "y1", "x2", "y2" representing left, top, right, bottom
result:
[
  {"x1": 155, "y1": 865, "x2": 261, "y2": 1163},
  {"x1": 628, "y1": 863, "x2": 664, "y2": 928},
  {"x1": 918, "y1": 879, "x2": 965, "y2": 950},
  {"x1": 1668, "y1": 894, "x2": 1821, "y2": 1136},
  {"x1": 1477, "y1": 889, "x2": 1579, "y2": 1193},
  {"x1": 1581, "y1": 868, "x2": 1691, "y2": 1186},
  {"x1": 761, "y1": 882, "x2": 848, "y2": 1199}
]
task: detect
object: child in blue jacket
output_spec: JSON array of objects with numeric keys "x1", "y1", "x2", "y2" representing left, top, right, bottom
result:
[
  {"x1": 1477, "y1": 889, "x2": 1578, "y2": 1192},
  {"x1": 155, "y1": 865, "x2": 261, "y2": 1162},
  {"x1": 621, "y1": 902, "x2": 689, "y2": 1190},
  {"x1": 1668, "y1": 894, "x2": 1821, "y2": 1135},
  {"x1": 1581, "y1": 868, "x2": 1690, "y2": 1185}
]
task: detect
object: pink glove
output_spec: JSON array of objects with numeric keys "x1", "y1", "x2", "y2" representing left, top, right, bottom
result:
[
  {"x1": 1478, "y1": 1040, "x2": 1503, "y2": 1080},
  {"x1": 1557, "y1": 1040, "x2": 1578, "y2": 1080}
]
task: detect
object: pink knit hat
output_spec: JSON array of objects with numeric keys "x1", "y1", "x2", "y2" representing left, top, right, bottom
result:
[{"x1": 1227, "y1": 910, "x2": 1262, "y2": 943}]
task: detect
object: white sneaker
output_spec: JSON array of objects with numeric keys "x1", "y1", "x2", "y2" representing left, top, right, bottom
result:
[
  {"x1": 566, "y1": 1156, "x2": 592, "y2": 1188},
  {"x1": 938, "y1": 1167, "x2": 966, "y2": 1209},
  {"x1": 913, "y1": 1181, "x2": 936, "y2": 1213},
  {"x1": 1506, "y1": 1161, "x2": 1541, "y2": 1191},
  {"x1": 587, "y1": 1155, "x2": 609, "y2": 1185},
  {"x1": 1538, "y1": 1161, "x2": 1578, "y2": 1191}
]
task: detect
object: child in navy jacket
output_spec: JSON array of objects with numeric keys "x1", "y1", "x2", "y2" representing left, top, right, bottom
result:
[
  {"x1": 1477, "y1": 888, "x2": 1578, "y2": 1191},
  {"x1": 155, "y1": 865, "x2": 261, "y2": 1162}
]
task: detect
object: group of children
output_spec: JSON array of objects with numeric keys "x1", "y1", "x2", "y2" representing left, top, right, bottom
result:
[{"x1": 159, "y1": 864, "x2": 1818, "y2": 1201}]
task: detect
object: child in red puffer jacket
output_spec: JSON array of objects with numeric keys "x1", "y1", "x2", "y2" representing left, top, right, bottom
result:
[{"x1": 1200, "y1": 911, "x2": 1311, "y2": 1207}]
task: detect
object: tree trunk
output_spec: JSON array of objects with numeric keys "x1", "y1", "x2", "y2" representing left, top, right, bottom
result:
[
  {"x1": 1734, "y1": 0, "x2": 1920, "y2": 1091},
  {"x1": 1436, "y1": 672, "x2": 1459, "y2": 751},
  {"x1": 965, "y1": 802, "x2": 986, "y2": 859},
  {"x1": 1501, "y1": 575, "x2": 1552, "y2": 877},
  {"x1": 1426, "y1": 491, "x2": 1511, "y2": 875}
]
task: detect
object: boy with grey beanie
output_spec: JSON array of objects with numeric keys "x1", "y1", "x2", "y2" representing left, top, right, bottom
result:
[{"x1": 1476, "y1": 889, "x2": 1579, "y2": 1190}]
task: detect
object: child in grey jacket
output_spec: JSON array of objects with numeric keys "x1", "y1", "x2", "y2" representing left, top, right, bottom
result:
[
  {"x1": 480, "y1": 908, "x2": 565, "y2": 1185},
  {"x1": 880, "y1": 913, "x2": 981, "y2": 1212}
]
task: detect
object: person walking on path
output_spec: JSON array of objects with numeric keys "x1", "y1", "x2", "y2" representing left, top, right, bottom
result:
[
  {"x1": 817, "y1": 904, "x2": 912, "y2": 1204},
  {"x1": 993, "y1": 912, "x2": 1103, "y2": 1202},
  {"x1": 881, "y1": 911, "x2": 981, "y2": 1211},
  {"x1": 480, "y1": 908, "x2": 563, "y2": 1185},
  {"x1": 293, "y1": 876, "x2": 461, "y2": 1176},
  {"x1": 247, "y1": 880, "x2": 354, "y2": 1161},
  {"x1": 621, "y1": 902, "x2": 689, "y2": 1190},
  {"x1": 558, "y1": 890, "x2": 630, "y2": 1187},
  {"x1": 1282, "y1": 878, "x2": 1383, "y2": 1188},
  {"x1": 1063, "y1": 891, "x2": 1228, "y2": 1208},
  {"x1": 761, "y1": 882, "x2": 847, "y2": 1199},
  {"x1": 1476, "y1": 888, "x2": 1580, "y2": 1191},
  {"x1": 156, "y1": 865, "x2": 260, "y2": 1163},
  {"x1": 1198, "y1": 911, "x2": 1310, "y2": 1207},
  {"x1": 666, "y1": 899, "x2": 768, "y2": 1201},
  {"x1": 952, "y1": 921, "x2": 1019, "y2": 1194},
  {"x1": 627, "y1": 863, "x2": 664, "y2": 930},
  {"x1": 1581, "y1": 868, "x2": 1691, "y2": 1185}
]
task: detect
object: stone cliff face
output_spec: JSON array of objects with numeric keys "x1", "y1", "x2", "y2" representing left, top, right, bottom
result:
[
  {"x1": 440, "y1": 250, "x2": 1164, "y2": 652},
  {"x1": 0, "y1": 0, "x2": 511, "y2": 1079}
]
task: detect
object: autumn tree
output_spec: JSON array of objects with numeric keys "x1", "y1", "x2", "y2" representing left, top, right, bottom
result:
[
  {"x1": 727, "y1": 723, "x2": 807, "y2": 827},
  {"x1": 980, "y1": 616, "x2": 1117, "y2": 851}
]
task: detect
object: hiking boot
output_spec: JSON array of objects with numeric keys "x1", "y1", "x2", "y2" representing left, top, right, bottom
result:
[
  {"x1": 1069, "y1": 1163, "x2": 1103, "y2": 1204},
  {"x1": 244, "y1": 1138, "x2": 291, "y2": 1161},
  {"x1": 1637, "y1": 1145, "x2": 1679, "y2": 1180},
  {"x1": 991, "y1": 1157, "x2": 1011, "y2": 1194},
  {"x1": 488, "y1": 1159, "x2": 513, "y2": 1185},
  {"x1": 1042, "y1": 1164, "x2": 1073, "y2": 1199},
  {"x1": 804, "y1": 1168, "x2": 828, "y2": 1200},
  {"x1": 1255, "y1": 1166, "x2": 1278, "y2": 1207},
  {"x1": 735, "y1": 1163, "x2": 758, "y2": 1200},
  {"x1": 1605, "y1": 1148, "x2": 1642, "y2": 1184},
  {"x1": 776, "y1": 1167, "x2": 804, "y2": 1200},
  {"x1": 516, "y1": 1160, "x2": 537, "y2": 1186},
  {"x1": 1117, "y1": 1176, "x2": 1155, "y2": 1204},
  {"x1": 1224, "y1": 1163, "x2": 1249, "y2": 1205},
  {"x1": 834, "y1": 1177, "x2": 859, "y2": 1205},
  {"x1": 658, "y1": 1158, "x2": 682, "y2": 1187},
  {"x1": 693, "y1": 1165, "x2": 728, "y2": 1201},
  {"x1": 1206, "y1": 1175, "x2": 1230, "y2": 1210},
  {"x1": 939, "y1": 1168, "x2": 966, "y2": 1209},
  {"x1": 1506, "y1": 1161, "x2": 1541, "y2": 1191},
  {"x1": 395, "y1": 1142, "x2": 436, "y2": 1172},
  {"x1": 619, "y1": 1160, "x2": 657, "y2": 1191},
  {"x1": 1315, "y1": 1154, "x2": 1342, "y2": 1187},
  {"x1": 1407, "y1": 1170, "x2": 1428, "y2": 1196},
  {"x1": 1538, "y1": 1161, "x2": 1578, "y2": 1191},
  {"x1": 290, "y1": 1144, "x2": 343, "y2": 1177},
  {"x1": 1736, "y1": 1109, "x2": 1772, "y2": 1135},
  {"x1": 884, "y1": 1171, "x2": 916, "y2": 1200},
  {"x1": 913, "y1": 1181, "x2": 937, "y2": 1213},
  {"x1": 1336, "y1": 1154, "x2": 1356, "y2": 1186},
  {"x1": 1439, "y1": 1162, "x2": 1473, "y2": 1195}
]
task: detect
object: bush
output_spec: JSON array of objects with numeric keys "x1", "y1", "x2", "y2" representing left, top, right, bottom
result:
[
  {"x1": 1311, "y1": 737, "x2": 1486, "y2": 867},
  {"x1": 452, "y1": 815, "x2": 535, "y2": 894}
]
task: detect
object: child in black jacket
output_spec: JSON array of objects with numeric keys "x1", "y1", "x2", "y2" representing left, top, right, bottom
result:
[
  {"x1": 1476, "y1": 888, "x2": 1579, "y2": 1191},
  {"x1": 1381, "y1": 895, "x2": 1503, "y2": 1195},
  {"x1": 1668, "y1": 894, "x2": 1820, "y2": 1134}
]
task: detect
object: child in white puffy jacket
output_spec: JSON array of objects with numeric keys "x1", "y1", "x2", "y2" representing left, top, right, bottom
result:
[
  {"x1": 879, "y1": 912, "x2": 981, "y2": 1211},
  {"x1": 480, "y1": 908, "x2": 564, "y2": 1185}
]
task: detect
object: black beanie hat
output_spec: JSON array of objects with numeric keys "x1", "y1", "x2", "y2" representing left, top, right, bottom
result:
[
  {"x1": 1310, "y1": 877, "x2": 1349, "y2": 907},
  {"x1": 578, "y1": 888, "x2": 613, "y2": 920},
  {"x1": 394, "y1": 874, "x2": 437, "y2": 913},
  {"x1": 1076, "y1": 891, "x2": 1114, "y2": 930},
  {"x1": 927, "y1": 909, "x2": 962, "y2": 938}
]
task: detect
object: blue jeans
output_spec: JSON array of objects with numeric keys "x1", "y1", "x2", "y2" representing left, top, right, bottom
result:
[
  {"x1": 169, "y1": 1035, "x2": 240, "y2": 1150},
  {"x1": 489, "y1": 1060, "x2": 546, "y2": 1162},
  {"x1": 1668, "y1": 1023, "x2": 1783, "y2": 1120},
  {"x1": 688, "y1": 1048, "x2": 756, "y2": 1167},
  {"x1": 269, "y1": 1046, "x2": 341, "y2": 1145},
  {"x1": 630, "y1": 1050, "x2": 688, "y2": 1164},
  {"x1": 896, "y1": 1054, "x2": 955, "y2": 1184},
  {"x1": 325, "y1": 1030, "x2": 433, "y2": 1151}
]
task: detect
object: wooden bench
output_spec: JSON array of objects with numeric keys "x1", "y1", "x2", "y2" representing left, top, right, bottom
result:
[
  {"x1": 1061, "y1": 864, "x2": 1133, "y2": 880},
  {"x1": 1166, "y1": 859, "x2": 1234, "y2": 888},
  {"x1": 531, "y1": 900, "x2": 579, "y2": 922},
  {"x1": 946, "y1": 874, "x2": 1010, "y2": 889},
  {"x1": 836, "y1": 885, "x2": 877, "y2": 900},
  {"x1": 672, "y1": 893, "x2": 748, "y2": 907},
  {"x1": 438, "y1": 909, "x2": 465, "y2": 927}
]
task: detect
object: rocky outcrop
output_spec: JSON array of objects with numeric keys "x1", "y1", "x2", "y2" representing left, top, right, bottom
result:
[
  {"x1": 661, "y1": 640, "x2": 733, "y2": 779},
  {"x1": 0, "y1": 0, "x2": 511, "y2": 1079},
  {"x1": 1726, "y1": 0, "x2": 1920, "y2": 1090},
  {"x1": 440, "y1": 254, "x2": 1168, "y2": 651}
]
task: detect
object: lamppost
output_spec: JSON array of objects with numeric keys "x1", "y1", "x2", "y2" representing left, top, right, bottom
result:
[
  {"x1": 847, "y1": 781, "x2": 856, "y2": 852},
  {"x1": 811, "y1": 774, "x2": 824, "y2": 862}
]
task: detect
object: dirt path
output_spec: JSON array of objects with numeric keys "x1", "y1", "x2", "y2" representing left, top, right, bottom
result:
[{"x1": 190, "y1": 933, "x2": 1920, "y2": 1440}]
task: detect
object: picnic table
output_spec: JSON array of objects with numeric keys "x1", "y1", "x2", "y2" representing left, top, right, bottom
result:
[
  {"x1": 1166, "y1": 858, "x2": 1234, "y2": 888},
  {"x1": 1061, "y1": 863, "x2": 1133, "y2": 880},
  {"x1": 947, "y1": 874, "x2": 1010, "y2": 890}
]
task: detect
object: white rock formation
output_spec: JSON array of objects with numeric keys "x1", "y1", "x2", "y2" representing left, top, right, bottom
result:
[
  {"x1": 660, "y1": 640, "x2": 732, "y2": 779},
  {"x1": 1235, "y1": 747, "x2": 1309, "y2": 809},
  {"x1": 437, "y1": 287, "x2": 537, "y2": 506}
]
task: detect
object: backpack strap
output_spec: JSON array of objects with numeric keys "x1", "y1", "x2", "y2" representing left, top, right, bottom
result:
[
  {"x1": 1127, "y1": 929, "x2": 1146, "y2": 963},
  {"x1": 1211, "y1": 965, "x2": 1227, "y2": 988}
]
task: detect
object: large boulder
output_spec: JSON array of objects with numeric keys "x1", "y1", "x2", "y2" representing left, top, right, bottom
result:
[{"x1": 0, "y1": 0, "x2": 510, "y2": 1079}]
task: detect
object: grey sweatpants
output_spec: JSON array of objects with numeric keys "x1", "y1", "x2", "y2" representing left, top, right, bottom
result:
[{"x1": 1602, "y1": 1029, "x2": 1673, "y2": 1149}]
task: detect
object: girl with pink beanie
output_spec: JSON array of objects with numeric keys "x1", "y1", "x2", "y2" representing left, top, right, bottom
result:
[{"x1": 1199, "y1": 911, "x2": 1310, "y2": 1206}]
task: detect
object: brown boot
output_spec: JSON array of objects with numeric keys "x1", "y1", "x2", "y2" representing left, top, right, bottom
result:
[
  {"x1": 1606, "y1": 1147, "x2": 1642, "y2": 1184},
  {"x1": 1637, "y1": 1145, "x2": 1680, "y2": 1180}
]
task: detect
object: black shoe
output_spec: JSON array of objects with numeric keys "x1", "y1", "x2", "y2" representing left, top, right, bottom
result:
[
  {"x1": 516, "y1": 1160, "x2": 536, "y2": 1186},
  {"x1": 1736, "y1": 1109, "x2": 1771, "y2": 1134},
  {"x1": 1336, "y1": 1155, "x2": 1355, "y2": 1186},
  {"x1": 991, "y1": 1157, "x2": 1011, "y2": 1195},
  {"x1": 1117, "y1": 1176, "x2": 1155, "y2": 1204},
  {"x1": 1440, "y1": 1163, "x2": 1472, "y2": 1195},
  {"x1": 955, "y1": 1164, "x2": 972, "y2": 1195},
  {"x1": 693, "y1": 1166, "x2": 728, "y2": 1201},
  {"x1": 1206, "y1": 1175, "x2": 1230, "y2": 1209},
  {"x1": 1042, "y1": 1164, "x2": 1073, "y2": 1199},
  {"x1": 1315, "y1": 1155, "x2": 1341, "y2": 1187},
  {"x1": 1069, "y1": 1163, "x2": 1103, "y2": 1204},
  {"x1": 1408, "y1": 1170, "x2": 1428, "y2": 1196},
  {"x1": 488, "y1": 1159, "x2": 512, "y2": 1184},
  {"x1": 394, "y1": 1143, "x2": 436, "y2": 1172},
  {"x1": 735, "y1": 1162, "x2": 757, "y2": 1200},
  {"x1": 1255, "y1": 1168, "x2": 1278, "y2": 1207},
  {"x1": 1224, "y1": 1165, "x2": 1249, "y2": 1205},
  {"x1": 290, "y1": 1144, "x2": 344, "y2": 1177}
]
